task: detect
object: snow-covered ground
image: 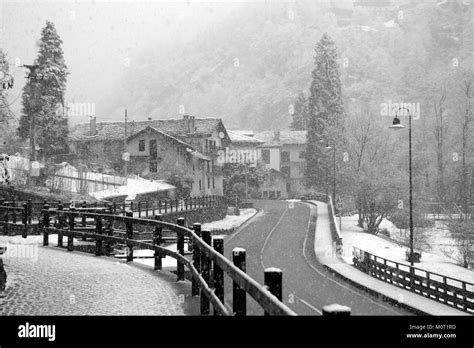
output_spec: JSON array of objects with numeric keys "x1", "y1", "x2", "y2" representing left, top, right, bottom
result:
[
  {"x1": 339, "y1": 215, "x2": 473, "y2": 284},
  {"x1": 90, "y1": 177, "x2": 175, "y2": 200},
  {"x1": 201, "y1": 208, "x2": 257, "y2": 231}
]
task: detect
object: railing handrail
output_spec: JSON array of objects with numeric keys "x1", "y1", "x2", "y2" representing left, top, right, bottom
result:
[
  {"x1": 40, "y1": 208, "x2": 296, "y2": 316},
  {"x1": 353, "y1": 246, "x2": 474, "y2": 288}
]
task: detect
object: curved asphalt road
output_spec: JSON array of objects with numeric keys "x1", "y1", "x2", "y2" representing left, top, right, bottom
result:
[{"x1": 223, "y1": 200, "x2": 412, "y2": 315}]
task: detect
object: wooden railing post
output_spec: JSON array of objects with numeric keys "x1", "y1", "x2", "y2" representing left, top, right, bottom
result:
[
  {"x1": 42, "y1": 204, "x2": 50, "y2": 246},
  {"x1": 2, "y1": 202, "x2": 8, "y2": 235},
  {"x1": 126, "y1": 211, "x2": 133, "y2": 262},
  {"x1": 213, "y1": 236, "x2": 224, "y2": 315},
  {"x1": 176, "y1": 217, "x2": 185, "y2": 281},
  {"x1": 130, "y1": 201, "x2": 134, "y2": 214},
  {"x1": 105, "y1": 214, "x2": 114, "y2": 255},
  {"x1": 27, "y1": 199, "x2": 32, "y2": 225},
  {"x1": 145, "y1": 201, "x2": 149, "y2": 217},
  {"x1": 57, "y1": 204, "x2": 64, "y2": 247},
  {"x1": 153, "y1": 215, "x2": 162, "y2": 270},
  {"x1": 264, "y1": 268, "x2": 282, "y2": 316},
  {"x1": 322, "y1": 304, "x2": 351, "y2": 316},
  {"x1": 192, "y1": 223, "x2": 201, "y2": 296},
  {"x1": 164, "y1": 200, "x2": 167, "y2": 214},
  {"x1": 138, "y1": 201, "x2": 141, "y2": 218},
  {"x1": 22, "y1": 202, "x2": 28, "y2": 238},
  {"x1": 232, "y1": 247, "x2": 246, "y2": 316},
  {"x1": 122, "y1": 202, "x2": 126, "y2": 216},
  {"x1": 113, "y1": 202, "x2": 117, "y2": 215},
  {"x1": 95, "y1": 215, "x2": 103, "y2": 256},
  {"x1": 11, "y1": 200, "x2": 16, "y2": 224},
  {"x1": 152, "y1": 201, "x2": 155, "y2": 216},
  {"x1": 200, "y1": 230, "x2": 212, "y2": 315},
  {"x1": 158, "y1": 200, "x2": 162, "y2": 214},
  {"x1": 68, "y1": 208, "x2": 75, "y2": 252}
]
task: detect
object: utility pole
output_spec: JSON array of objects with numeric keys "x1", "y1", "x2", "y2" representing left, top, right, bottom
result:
[{"x1": 124, "y1": 108, "x2": 128, "y2": 184}]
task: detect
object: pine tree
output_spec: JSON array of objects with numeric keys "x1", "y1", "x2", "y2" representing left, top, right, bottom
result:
[
  {"x1": 304, "y1": 33, "x2": 344, "y2": 191},
  {"x1": 290, "y1": 92, "x2": 309, "y2": 131},
  {"x1": 0, "y1": 50, "x2": 13, "y2": 130},
  {"x1": 18, "y1": 21, "x2": 69, "y2": 158}
]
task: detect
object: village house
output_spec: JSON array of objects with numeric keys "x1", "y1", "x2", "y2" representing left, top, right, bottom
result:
[
  {"x1": 69, "y1": 115, "x2": 232, "y2": 197},
  {"x1": 225, "y1": 130, "x2": 264, "y2": 165},
  {"x1": 254, "y1": 130, "x2": 307, "y2": 198}
]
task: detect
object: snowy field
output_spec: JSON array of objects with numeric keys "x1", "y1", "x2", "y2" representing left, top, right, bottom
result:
[{"x1": 339, "y1": 215, "x2": 473, "y2": 284}]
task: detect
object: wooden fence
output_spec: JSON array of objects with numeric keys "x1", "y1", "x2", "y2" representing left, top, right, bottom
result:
[
  {"x1": 0, "y1": 195, "x2": 225, "y2": 222},
  {"x1": 0, "y1": 203, "x2": 296, "y2": 316},
  {"x1": 352, "y1": 246, "x2": 474, "y2": 314}
]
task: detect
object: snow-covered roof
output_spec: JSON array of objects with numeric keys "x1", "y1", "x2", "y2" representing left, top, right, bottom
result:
[
  {"x1": 227, "y1": 130, "x2": 264, "y2": 144},
  {"x1": 70, "y1": 117, "x2": 231, "y2": 143},
  {"x1": 255, "y1": 131, "x2": 307, "y2": 147}
]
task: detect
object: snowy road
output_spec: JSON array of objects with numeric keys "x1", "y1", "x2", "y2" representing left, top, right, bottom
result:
[{"x1": 223, "y1": 200, "x2": 412, "y2": 315}]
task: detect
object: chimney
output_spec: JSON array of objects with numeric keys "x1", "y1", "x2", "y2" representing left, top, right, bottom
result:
[
  {"x1": 148, "y1": 116, "x2": 152, "y2": 121},
  {"x1": 273, "y1": 130, "x2": 280, "y2": 142},
  {"x1": 89, "y1": 115, "x2": 97, "y2": 136}
]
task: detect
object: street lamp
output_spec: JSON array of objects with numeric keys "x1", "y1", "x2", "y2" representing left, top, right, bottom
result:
[
  {"x1": 389, "y1": 106, "x2": 415, "y2": 266},
  {"x1": 325, "y1": 142, "x2": 336, "y2": 203}
]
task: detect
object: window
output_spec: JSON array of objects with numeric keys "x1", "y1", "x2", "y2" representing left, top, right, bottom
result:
[
  {"x1": 149, "y1": 162, "x2": 157, "y2": 173},
  {"x1": 212, "y1": 176, "x2": 215, "y2": 188},
  {"x1": 262, "y1": 149, "x2": 270, "y2": 164},
  {"x1": 207, "y1": 176, "x2": 210, "y2": 188},
  {"x1": 281, "y1": 166, "x2": 290, "y2": 177},
  {"x1": 199, "y1": 180, "x2": 202, "y2": 190},
  {"x1": 281, "y1": 151, "x2": 290, "y2": 163},
  {"x1": 138, "y1": 139, "x2": 145, "y2": 152},
  {"x1": 276, "y1": 191, "x2": 281, "y2": 198},
  {"x1": 299, "y1": 151, "x2": 305, "y2": 159}
]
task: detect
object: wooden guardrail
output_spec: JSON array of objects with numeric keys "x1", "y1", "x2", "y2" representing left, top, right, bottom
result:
[
  {"x1": 0, "y1": 195, "x2": 226, "y2": 222},
  {"x1": 4, "y1": 203, "x2": 295, "y2": 316},
  {"x1": 352, "y1": 246, "x2": 474, "y2": 314}
]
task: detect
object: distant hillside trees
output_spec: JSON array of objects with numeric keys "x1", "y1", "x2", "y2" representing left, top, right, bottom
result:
[{"x1": 18, "y1": 21, "x2": 69, "y2": 158}]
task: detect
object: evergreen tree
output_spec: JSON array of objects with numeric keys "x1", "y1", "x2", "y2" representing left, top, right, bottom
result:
[
  {"x1": 290, "y1": 92, "x2": 309, "y2": 131},
  {"x1": 304, "y1": 33, "x2": 344, "y2": 191},
  {"x1": 0, "y1": 50, "x2": 13, "y2": 129},
  {"x1": 18, "y1": 21, "x2": 69, "y2": 158}
]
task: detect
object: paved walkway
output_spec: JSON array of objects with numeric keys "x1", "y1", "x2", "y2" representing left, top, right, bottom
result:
[
  {"x1": 311, "y1": 201, "x2": 468, "y2": 316},
  {"x1": 0, "y1": 236, "x2": 187, "y2": 315}
]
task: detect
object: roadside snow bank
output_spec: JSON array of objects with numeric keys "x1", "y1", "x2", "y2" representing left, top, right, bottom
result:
[
  {"x1": 201, "y1": 208, "x2": 257, "y2": 231},
  {"x1": 340, "y1": 215, "x2": 473, "y2": 284},
  {"x1": 90, "y1": 178, "x2": 175, "y2": 200}
]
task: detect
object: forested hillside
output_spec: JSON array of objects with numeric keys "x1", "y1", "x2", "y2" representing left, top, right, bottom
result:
[{"x1": 106, "y1": 0, "x2": 473, "y2": 132}]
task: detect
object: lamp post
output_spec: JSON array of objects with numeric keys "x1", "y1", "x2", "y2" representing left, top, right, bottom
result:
[
  {"x1": 389, "y1": 106, "x2": 414, "y2": 266},
  {"x1": 325, "y1": 142, "x2": 336, "y2": 203}
]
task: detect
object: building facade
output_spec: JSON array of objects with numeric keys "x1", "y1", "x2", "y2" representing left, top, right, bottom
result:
[
  {"x1": 69, "y1": 115, "x2": 231, "y2": 197},
  {"x1": 255, "y1": 130, "x2": 307, "y2": 198}
]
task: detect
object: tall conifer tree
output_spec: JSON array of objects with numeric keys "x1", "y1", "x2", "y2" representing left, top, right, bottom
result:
[
  {"x1": 19, "y1": 21, "x2": 69, "y2": 157},
  {"x1": 304, "y1": 33, "x2": 344, "y2": 191}
]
